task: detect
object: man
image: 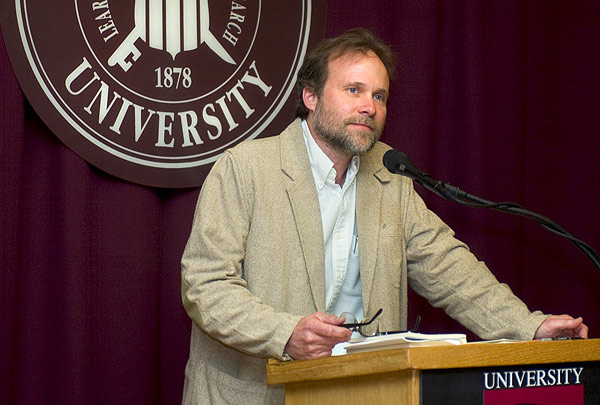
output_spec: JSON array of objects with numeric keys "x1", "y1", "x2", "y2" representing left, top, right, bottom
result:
[{"x1": 181, "y1": 28, "x2": 587, "y2": 404}]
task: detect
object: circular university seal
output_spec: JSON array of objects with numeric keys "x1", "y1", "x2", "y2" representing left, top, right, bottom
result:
[{"x1": 1, "y1": 0, "x2": 326, "y2": 187}]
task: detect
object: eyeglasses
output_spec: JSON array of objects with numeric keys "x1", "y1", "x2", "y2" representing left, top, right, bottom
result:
[
  {"x1": 341, "y1": 308, "x2": 421, "y2": 338},
  {"x1": 341, "y1": 308, "x2": 383, "y2": 330}
]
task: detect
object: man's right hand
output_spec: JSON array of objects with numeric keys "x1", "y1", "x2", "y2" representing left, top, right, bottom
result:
[{"x1": 284, "y1": 312, "x2": 352, "y2": 360}]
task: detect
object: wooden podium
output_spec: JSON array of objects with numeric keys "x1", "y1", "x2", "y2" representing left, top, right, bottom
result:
[{"x1": 267, "y1": 339, "x2": 600, "y2": 404}]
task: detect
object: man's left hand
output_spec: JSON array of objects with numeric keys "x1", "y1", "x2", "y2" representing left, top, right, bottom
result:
[{"x1": 534, "y1": 315, "x2": 588, "y2": 339}]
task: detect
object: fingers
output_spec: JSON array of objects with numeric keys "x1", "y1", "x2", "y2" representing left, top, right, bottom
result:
[
  {"x1": 314, "y1": 312, "x2": 347, "y2": 326},
  {"x1": 285, "y1": 312, "x2": 353, "y2": 360},
  {"x1": 551, "y1": 314, "x2": 579, "y2": 322},
  {"x1": 301, "y1": 312, "x2": 353, "y2": 346},
  {"x1": 573, "y1": 318, "x2": 589, "y2": 338},
  {"x1": 551, "y1": 315, "x2": 583, "y2": 334},
  {"x1": 312, "y1": 312, "x2": 353, "y2": 339},
  {"x1": 535, "y1": 315, "x2": 589, "y2": 339}
]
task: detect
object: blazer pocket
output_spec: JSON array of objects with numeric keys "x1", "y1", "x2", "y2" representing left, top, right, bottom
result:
[{"x1": 203, "y1": 361, "x2": 269, "y2": 405}]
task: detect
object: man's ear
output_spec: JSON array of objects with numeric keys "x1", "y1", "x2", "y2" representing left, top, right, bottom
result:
[{"x1": 302, "y1": 87, "x2": 318, "y2": 112}]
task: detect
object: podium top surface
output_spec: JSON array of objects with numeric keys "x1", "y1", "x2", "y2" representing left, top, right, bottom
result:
[{"x1": 266, "y1": 338, "x2": 600, "y2": 386}]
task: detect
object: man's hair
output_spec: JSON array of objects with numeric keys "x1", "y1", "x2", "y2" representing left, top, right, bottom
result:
[{"x1": 294, "y1": 28, "x2": 397, "y2": 119}]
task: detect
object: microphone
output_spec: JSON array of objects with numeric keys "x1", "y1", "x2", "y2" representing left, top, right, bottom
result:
[
  {"x1": 383, "y1": 149, "x2": 457, "y2": 200},
  {"x1": 382, "y1": 149, "x2": 423, "y2": 180}
]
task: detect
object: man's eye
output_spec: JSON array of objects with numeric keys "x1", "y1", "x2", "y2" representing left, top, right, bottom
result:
[
  {"x1": 374, "y1": 94, "x2": 385, "y2": 101},
  {"x1": 348, "y1": 87, "x2": 358, "y2": 94}
]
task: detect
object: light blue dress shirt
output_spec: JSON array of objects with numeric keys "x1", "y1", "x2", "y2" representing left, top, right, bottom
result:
[{"x1": 301, "y1": 120, "x2": 364, "y2": 324}]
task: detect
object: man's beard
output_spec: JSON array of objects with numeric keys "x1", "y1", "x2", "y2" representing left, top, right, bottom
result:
[{"x1": 313, "y1": 100, "x2": 383, "y2": 156}]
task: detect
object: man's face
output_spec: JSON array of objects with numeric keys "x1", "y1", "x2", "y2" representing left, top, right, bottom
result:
[{"x1": 307, "y1": 50, "x2": 389, "y2": 156}]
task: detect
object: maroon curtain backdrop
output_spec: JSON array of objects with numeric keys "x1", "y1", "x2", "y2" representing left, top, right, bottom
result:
[{"x1": 2, "y1": 1, "x2": 600, "y2": 404}]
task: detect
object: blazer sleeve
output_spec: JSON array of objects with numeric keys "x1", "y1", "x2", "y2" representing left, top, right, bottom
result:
[
  {"x1": 181, "y1": 150, "x2": 302, "y2": 360},
  {"x1": 401, "y1": 180, "x2": 548, "y2": 340}
]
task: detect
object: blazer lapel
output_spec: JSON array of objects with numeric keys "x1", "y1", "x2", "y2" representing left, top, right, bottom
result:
[
  {"x1": 356, "y1": 149, "x2": 391, "y2": 315},
  {"x1": 280, "y1": 120, "x2": 326, "y2": 313}
]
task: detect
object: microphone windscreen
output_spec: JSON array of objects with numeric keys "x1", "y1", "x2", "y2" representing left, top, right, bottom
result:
[{"x1": 383, "y1": 149, "x2": 419, "y2": 176}]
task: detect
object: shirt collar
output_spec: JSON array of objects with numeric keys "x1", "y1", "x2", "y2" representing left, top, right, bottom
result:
[{"x1": 301, "y1": 120, "x2": 360, "y2": 190}]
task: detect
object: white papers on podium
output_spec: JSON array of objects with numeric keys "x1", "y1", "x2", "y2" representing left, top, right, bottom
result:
[{"x1": 344, "y1": 331, "x2": 467, "y2": 354}]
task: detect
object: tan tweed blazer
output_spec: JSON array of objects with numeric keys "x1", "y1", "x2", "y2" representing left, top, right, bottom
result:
[{"x1": 181, "y1": 119, "x2": 546, "y2": 404}]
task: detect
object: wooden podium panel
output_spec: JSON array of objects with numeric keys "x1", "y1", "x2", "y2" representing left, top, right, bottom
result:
[
  {"x1": 267, "y1": 339, "x2": 600, "y2": 404},
  {"x1": 282, "y1": 370, "x2": 418, "y2": 404}
]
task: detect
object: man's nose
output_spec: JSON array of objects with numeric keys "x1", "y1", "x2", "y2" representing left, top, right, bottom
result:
[{"x1": 358, "y1": 95, "x2": 376, "y2": 115}]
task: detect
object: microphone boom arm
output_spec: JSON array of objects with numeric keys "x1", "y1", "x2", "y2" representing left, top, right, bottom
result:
[
  {"x1": 383, "y1": 149, "x2": 600, "y2": 271},
  {"x1": 436, "y1": 181, "x2": 600, "y2": 271}
]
